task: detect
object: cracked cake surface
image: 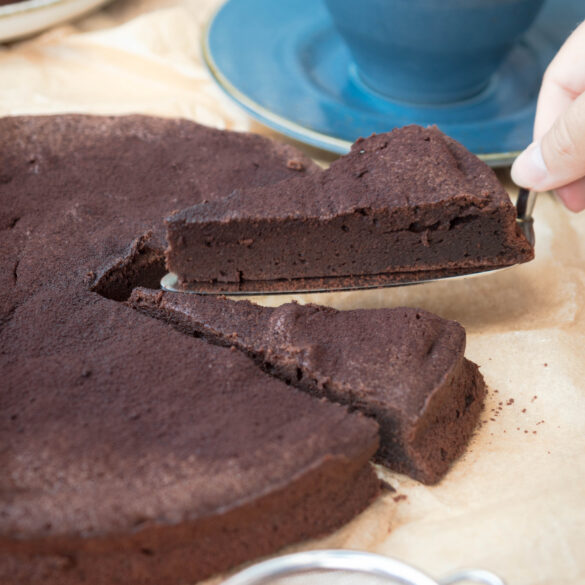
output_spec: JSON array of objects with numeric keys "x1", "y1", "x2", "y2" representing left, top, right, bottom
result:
[
  {"x1": 165, "y1": 125, "x2": 534, "y2": 290},
  {"x1": 0, "y1": 114, "x2": 380, "y2": 585}
]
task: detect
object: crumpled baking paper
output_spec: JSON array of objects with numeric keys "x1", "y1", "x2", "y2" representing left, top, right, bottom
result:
[{"x1": 1, "y1": 1, "x2": 584, "y2": 584}]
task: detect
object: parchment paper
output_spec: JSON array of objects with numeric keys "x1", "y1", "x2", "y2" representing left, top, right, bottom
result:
[{"x1": 2, "y1": 1, "x2": 584, "y2": 583}]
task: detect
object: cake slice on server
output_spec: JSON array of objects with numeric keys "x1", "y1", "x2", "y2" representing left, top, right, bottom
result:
[
  {"x1": 129, "y1": 289, "x2": 487, "y2": 485},
  {"x1": 165, "y1": 125, "x2": 534, "y2": 293}
]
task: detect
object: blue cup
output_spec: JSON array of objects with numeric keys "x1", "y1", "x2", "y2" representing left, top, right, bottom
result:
[{"x1": 324, "y1": 0, "x2": 545, "y2": 104}]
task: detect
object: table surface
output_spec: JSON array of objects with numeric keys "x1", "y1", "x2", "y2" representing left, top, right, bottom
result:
[{"x1": 1, "y1": 2, "x2": 584, "y2": 584}]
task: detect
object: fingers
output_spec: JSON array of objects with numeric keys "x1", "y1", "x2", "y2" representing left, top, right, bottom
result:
[
  {"x1": 511, "y1": 20, "x2": 585, "y2": 212},
  {"x1": 555, "y1": 176, "x2": 585, "y2": 212},
  {"x1": 511, "y1": 91, "x2": 585, "y2": 192},
  {"x1": 533, "y1": 20, "x2": 585, "y2": 140}
]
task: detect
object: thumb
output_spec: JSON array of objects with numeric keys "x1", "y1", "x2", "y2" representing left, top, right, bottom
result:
[{"x1": 511, "y1": 91, "x2": 585, "y2": 193}]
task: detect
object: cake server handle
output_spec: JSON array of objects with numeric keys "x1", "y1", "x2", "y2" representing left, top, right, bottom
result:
[
  {"x1": 516, "y1": 187, "x2": 536, "y2": 221},
  {"x1": 515, "y1": 187, "x2": 536, "y2": 246}
]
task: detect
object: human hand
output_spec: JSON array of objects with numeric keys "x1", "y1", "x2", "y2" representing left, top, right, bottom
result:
[{"x1": 511, "y1": 20, "x2": 585, "y2": 212}]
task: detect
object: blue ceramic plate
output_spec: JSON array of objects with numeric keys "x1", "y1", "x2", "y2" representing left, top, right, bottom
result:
[{"x1": 204, "y1": 0, "x2": 584, "y2": 165}]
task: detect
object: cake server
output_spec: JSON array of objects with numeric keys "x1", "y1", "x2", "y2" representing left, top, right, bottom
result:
[
  {"x1": 219, "y1": 550, "x2": 506, "y2": 585},
  {"x1": 161, "y1": 189, "x2": 535, "y2": 296}
]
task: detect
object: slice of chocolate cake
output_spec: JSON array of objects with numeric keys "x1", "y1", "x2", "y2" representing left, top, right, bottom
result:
[
  {"x1": 166, "y1": 125, "x2": 533, "y2": 292},
  {"x1": 129, "y1": 289, "x2": 486, "y2": 484},
  {"x1": 0, "y1": 114, "x2": 378, "y2": 585}
]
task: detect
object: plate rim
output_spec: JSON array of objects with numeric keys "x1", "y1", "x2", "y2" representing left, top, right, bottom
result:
[
  {"x1": 0, "y1": 0, "x2": 80, "y2": 18},
  {"x1": 0, "y1": 0, "x2": 113, "y2": 43}
]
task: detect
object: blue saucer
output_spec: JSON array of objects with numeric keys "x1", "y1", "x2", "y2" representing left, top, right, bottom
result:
[{"x1": 204, "y1": 0, "x2": 585, "y2": 164}]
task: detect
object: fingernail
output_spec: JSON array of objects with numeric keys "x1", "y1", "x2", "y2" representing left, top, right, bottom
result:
[{"x1": 511, "y1": 142, "x2": 549, "y2": 189}]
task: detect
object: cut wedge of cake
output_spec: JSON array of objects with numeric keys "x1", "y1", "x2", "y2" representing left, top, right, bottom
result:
[
  {"x1": 165, "y1": 125, "x2": 534, "y2": 291},
  {"x1": 129, "y1": 288, "x2": 487, "y2": 484}
]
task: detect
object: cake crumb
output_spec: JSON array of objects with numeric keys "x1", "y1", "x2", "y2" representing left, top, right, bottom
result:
[
  {"x1": 531, "y1": 395, "x2": 538, "y2": 402},
  {"x1": 286, "y1": 159, "x2": 305, "y2": 171},
  {"x1": 506, "y1": 398, "x2": 514, "y2": 406},
  {"x1": 393, "y1": 494, "x2": 407, "y2": 503}
]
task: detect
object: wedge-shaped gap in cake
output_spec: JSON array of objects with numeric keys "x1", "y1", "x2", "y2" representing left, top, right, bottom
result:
[{"x1": 90, "y1": 232, "x2": 167, "y2": 302}]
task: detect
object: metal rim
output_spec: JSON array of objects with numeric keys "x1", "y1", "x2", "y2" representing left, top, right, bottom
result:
[
  {"x1": 220, "y1": 550, "x2": 506, "y2": 585},
  {"x1": 220, "y1": 550, "x2": 440, "y2": 585}
]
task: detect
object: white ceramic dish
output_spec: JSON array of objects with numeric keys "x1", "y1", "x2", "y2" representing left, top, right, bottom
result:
[{"x1": 0, "y1": 0, "x2": 112, "y2": 43}]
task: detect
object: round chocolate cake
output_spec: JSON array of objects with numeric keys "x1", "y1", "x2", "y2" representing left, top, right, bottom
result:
[{"x1": 0, "y1": 115, "x2": 381, "y2": 585}]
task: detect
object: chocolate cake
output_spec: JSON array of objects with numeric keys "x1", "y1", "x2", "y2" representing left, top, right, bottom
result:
[
  {"x1": 0, "y1": 115, "x2": 380, "y2": 585},
  {"x1": 166, "y1": 125, "x2": 534, "y2": 291},
  {"x1": 128, "y1": 289, "x2": 486, "y2": 484}
]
